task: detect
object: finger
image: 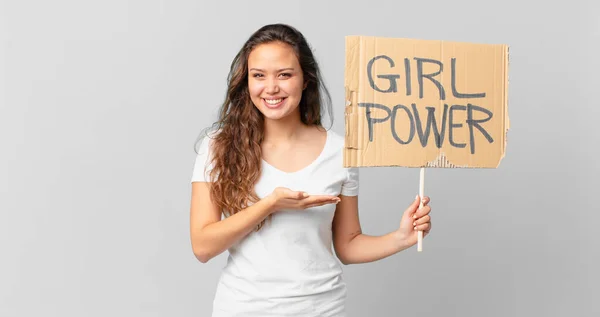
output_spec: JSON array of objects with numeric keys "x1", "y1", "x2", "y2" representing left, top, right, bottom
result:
[
  {"x1": 304, "y1": 199, "x2": 339, "y2": 209},
  {"x1": 424, "y1": 222, "x2": 432, "y2": 235},
  {"x1": 304, "y1": 202, "x2": 331, "y2": 209},
  {"x1": 412, "y1": 215, "x2": 430, "y2": 226},
  {"x1": 309, "y1": 194, "x2": 339, "y2": 200},
  {"x1": 413, "y1": 205, "x2": 431, "y2": 219},
  {"x1": 421, "y1": 196, "x2": 430, "y2": 206},
  {"x1": 406, "y1": 194, "x2": 421, "y2": 216},
  {"x1": 423, "y1": 226, "x2": 431, "y2": 237},
  {"x1": 414, "y1": 223, "x2": 430, "y2": 232},
  {"x1": 307, "y1": 195, "x2": 340, "y2": 203},
  {"x1": 305, "y1": 197, "x2": 339, "y2": 207}
]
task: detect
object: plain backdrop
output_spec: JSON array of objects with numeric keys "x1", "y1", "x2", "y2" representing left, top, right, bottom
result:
[{"x1": 1, "y1": 0, "x2": 598, "y2": 316}]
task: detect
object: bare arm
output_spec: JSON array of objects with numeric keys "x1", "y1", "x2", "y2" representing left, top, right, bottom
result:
[
  {"x1": 332, "y1": 195, "x2": 431, "y2": 265},
  {"x1": 190, "y1": 183, "x2": 340, "y2": 263},
  {"x1": 189, "y1": 182, "x2": 275, "y2": 263}
]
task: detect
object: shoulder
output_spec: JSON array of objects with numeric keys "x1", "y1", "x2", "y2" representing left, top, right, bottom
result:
[
  {"x1": 191, "y1": 128, "x2": 221, "y2": 183},
  {"x1": 322, "y1": 128, "x2": 360, "y2": 196},
  {"x1": 320, "y1": 127, "x2": 350, "y2": 166},
  {"x1": 195, "y1": 128, "x2": 221, "y2": 154},
  {"x1": 325, "y1": 128, "x2": 346, "y2": 151}
]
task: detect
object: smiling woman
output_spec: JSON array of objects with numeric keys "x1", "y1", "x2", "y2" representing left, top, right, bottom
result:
[
  {"x1": 189, "y1": 23, "x2": 432, "y2": 317},
  {"x1": 248, "y1": 41, "x2": 306, "y2": 119}
]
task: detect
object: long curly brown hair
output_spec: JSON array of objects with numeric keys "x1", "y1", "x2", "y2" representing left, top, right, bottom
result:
[{"x1": 195, "y1": 23, "x2": 333, "y2": 230}]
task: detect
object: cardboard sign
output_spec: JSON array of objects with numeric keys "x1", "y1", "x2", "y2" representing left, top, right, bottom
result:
[{"x1": 344, "y1": 36, "x2": 509, "y2": 168}]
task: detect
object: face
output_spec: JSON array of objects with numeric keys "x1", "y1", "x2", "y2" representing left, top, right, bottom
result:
[{"x1": 247, "y1": 41, "x2": 305, "y2": 121}]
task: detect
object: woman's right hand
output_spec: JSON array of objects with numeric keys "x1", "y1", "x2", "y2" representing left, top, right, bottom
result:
[{"x1": 266, "y1": 187, "x2": 341, "y2": 213}]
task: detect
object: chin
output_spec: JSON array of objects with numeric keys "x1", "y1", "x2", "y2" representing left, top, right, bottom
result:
[{"x1": 259, "y1": 108, "x2": 293, "y2": 121}]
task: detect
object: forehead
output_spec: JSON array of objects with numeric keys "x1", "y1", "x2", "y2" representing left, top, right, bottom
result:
[{"x1": 248, "y1": 41, "x2": 299, "y2": 68}]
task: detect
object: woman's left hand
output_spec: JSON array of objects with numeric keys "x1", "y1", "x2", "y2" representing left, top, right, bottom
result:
[{"x1": 395, "y1": 195, "x2": 432, "y2": 248}]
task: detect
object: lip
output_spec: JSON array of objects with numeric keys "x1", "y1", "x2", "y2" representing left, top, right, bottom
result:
[{"x1": 262, "y1": 97, "x2": 286, "y2": 109}]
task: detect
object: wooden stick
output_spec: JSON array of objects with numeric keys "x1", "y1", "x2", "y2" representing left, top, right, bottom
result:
[{"x1": 418, "y1": 167, "x2": 425, "y2": 252}]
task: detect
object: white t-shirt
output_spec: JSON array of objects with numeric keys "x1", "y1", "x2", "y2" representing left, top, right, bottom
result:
[{"x1": 191, "y1": 128, "x2": 359, "y2": 317}]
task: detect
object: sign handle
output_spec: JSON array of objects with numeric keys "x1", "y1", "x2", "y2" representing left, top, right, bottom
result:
[{"x1": 418, "y1": 168, "x2": 425, "y2": 252}]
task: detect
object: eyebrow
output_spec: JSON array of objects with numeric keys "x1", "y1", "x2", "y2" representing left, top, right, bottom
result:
[{"x1": 249, "y1": 67, "x2": 295, "y2": 72}]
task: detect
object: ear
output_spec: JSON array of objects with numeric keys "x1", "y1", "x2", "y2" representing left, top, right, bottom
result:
[{"x1": 303, "y1": 81, "x2": 308, "y2": 90}]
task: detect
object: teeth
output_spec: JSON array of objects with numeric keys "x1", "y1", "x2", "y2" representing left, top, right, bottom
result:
[{"x1": 265, "y1": 98, "x2": 282, "y2": 105}]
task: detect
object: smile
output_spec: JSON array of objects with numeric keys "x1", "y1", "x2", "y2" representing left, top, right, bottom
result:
[
  {"x1": 265, "y1": 98, "x2": 283, "y2": 105},
  {"x1": 263, "y1": 98, "x2": 286, "y2": 108}
]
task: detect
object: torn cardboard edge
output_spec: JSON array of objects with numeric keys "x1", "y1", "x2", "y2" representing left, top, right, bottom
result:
[{"x1": 343, "y1": 35, "x2": 510, "y2": 169}]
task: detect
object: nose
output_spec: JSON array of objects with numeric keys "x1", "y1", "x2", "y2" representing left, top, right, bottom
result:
[{"x1": 265, "y1": 78, "x2": 280, "y2": 94}]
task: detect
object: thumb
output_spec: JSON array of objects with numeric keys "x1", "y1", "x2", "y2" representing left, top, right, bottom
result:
[
  {"x1": 404, "y1": 194, "x2": 421, "y2": 217},
  {"x1": 284, "y1": 188, "x2": 307, "y2": 199}
]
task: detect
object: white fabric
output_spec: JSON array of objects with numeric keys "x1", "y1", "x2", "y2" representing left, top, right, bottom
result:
[{"x1": 191, "y1": 129, "x2": 359, "y2": 317}]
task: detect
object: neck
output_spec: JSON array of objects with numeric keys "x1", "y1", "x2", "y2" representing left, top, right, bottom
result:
[{"x1": 262, "y1": 111, "x2": 306, "y2": 144}]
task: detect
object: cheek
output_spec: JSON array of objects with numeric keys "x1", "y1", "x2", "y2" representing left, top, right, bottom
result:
[
  {"x1": 282, "y1": 80, "x2": 304, "y2": 96},
  {"x1": 248, "y1": 80, "x2": 264, "y2": 97}
]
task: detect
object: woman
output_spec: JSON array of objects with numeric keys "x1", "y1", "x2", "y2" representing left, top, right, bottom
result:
[{"x1": 190, "y1": 23, "x2": 432, "y2": 317}]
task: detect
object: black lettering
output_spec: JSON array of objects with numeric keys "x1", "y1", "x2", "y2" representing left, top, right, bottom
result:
[
  {"x1": 411, "y1": 103, "x2": 448, "y2": 148},
  {"x1": 449, "y1": 105, "x2": 467, "y2": 148},
  {"x1": 414, "y1": 57, "x2": 445, "y2": 100},
  {"x1": 451, "y1": 58, "x2": 486, "y2": 98},
  {"x1": 391, "y1": 104, "x2": 415, "y2": 144},
  {"x1": 404, "y1": 58, "x2": 411, "y2": 96},
  {"x1": 466, "y1": 104, "x2": 494, "y2": 154},
  {"x1": 367, "y1": 55, "x2": 400, "y2": 93},
  {"x1": 357, "y1": 103, "x2": 391, "y2": 142},
  {"x1": 357, "y1": 101, "x2": 495, "y2": 153}
]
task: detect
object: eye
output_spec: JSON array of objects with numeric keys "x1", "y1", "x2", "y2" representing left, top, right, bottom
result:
[
  {"x1": 252, "y1": 73, "x2": 264, "y2": 78},
  {"x1": 278, "y1": 73, "x2": 292, "y2": 78}
]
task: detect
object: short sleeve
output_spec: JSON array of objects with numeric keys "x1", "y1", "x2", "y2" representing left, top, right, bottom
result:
[
  {"x1": 190, "y1": 136, "x2": 215, "y2": 183},
  {"x1": 340, "y1": 167, "x2": 359, "y2": 196}
]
